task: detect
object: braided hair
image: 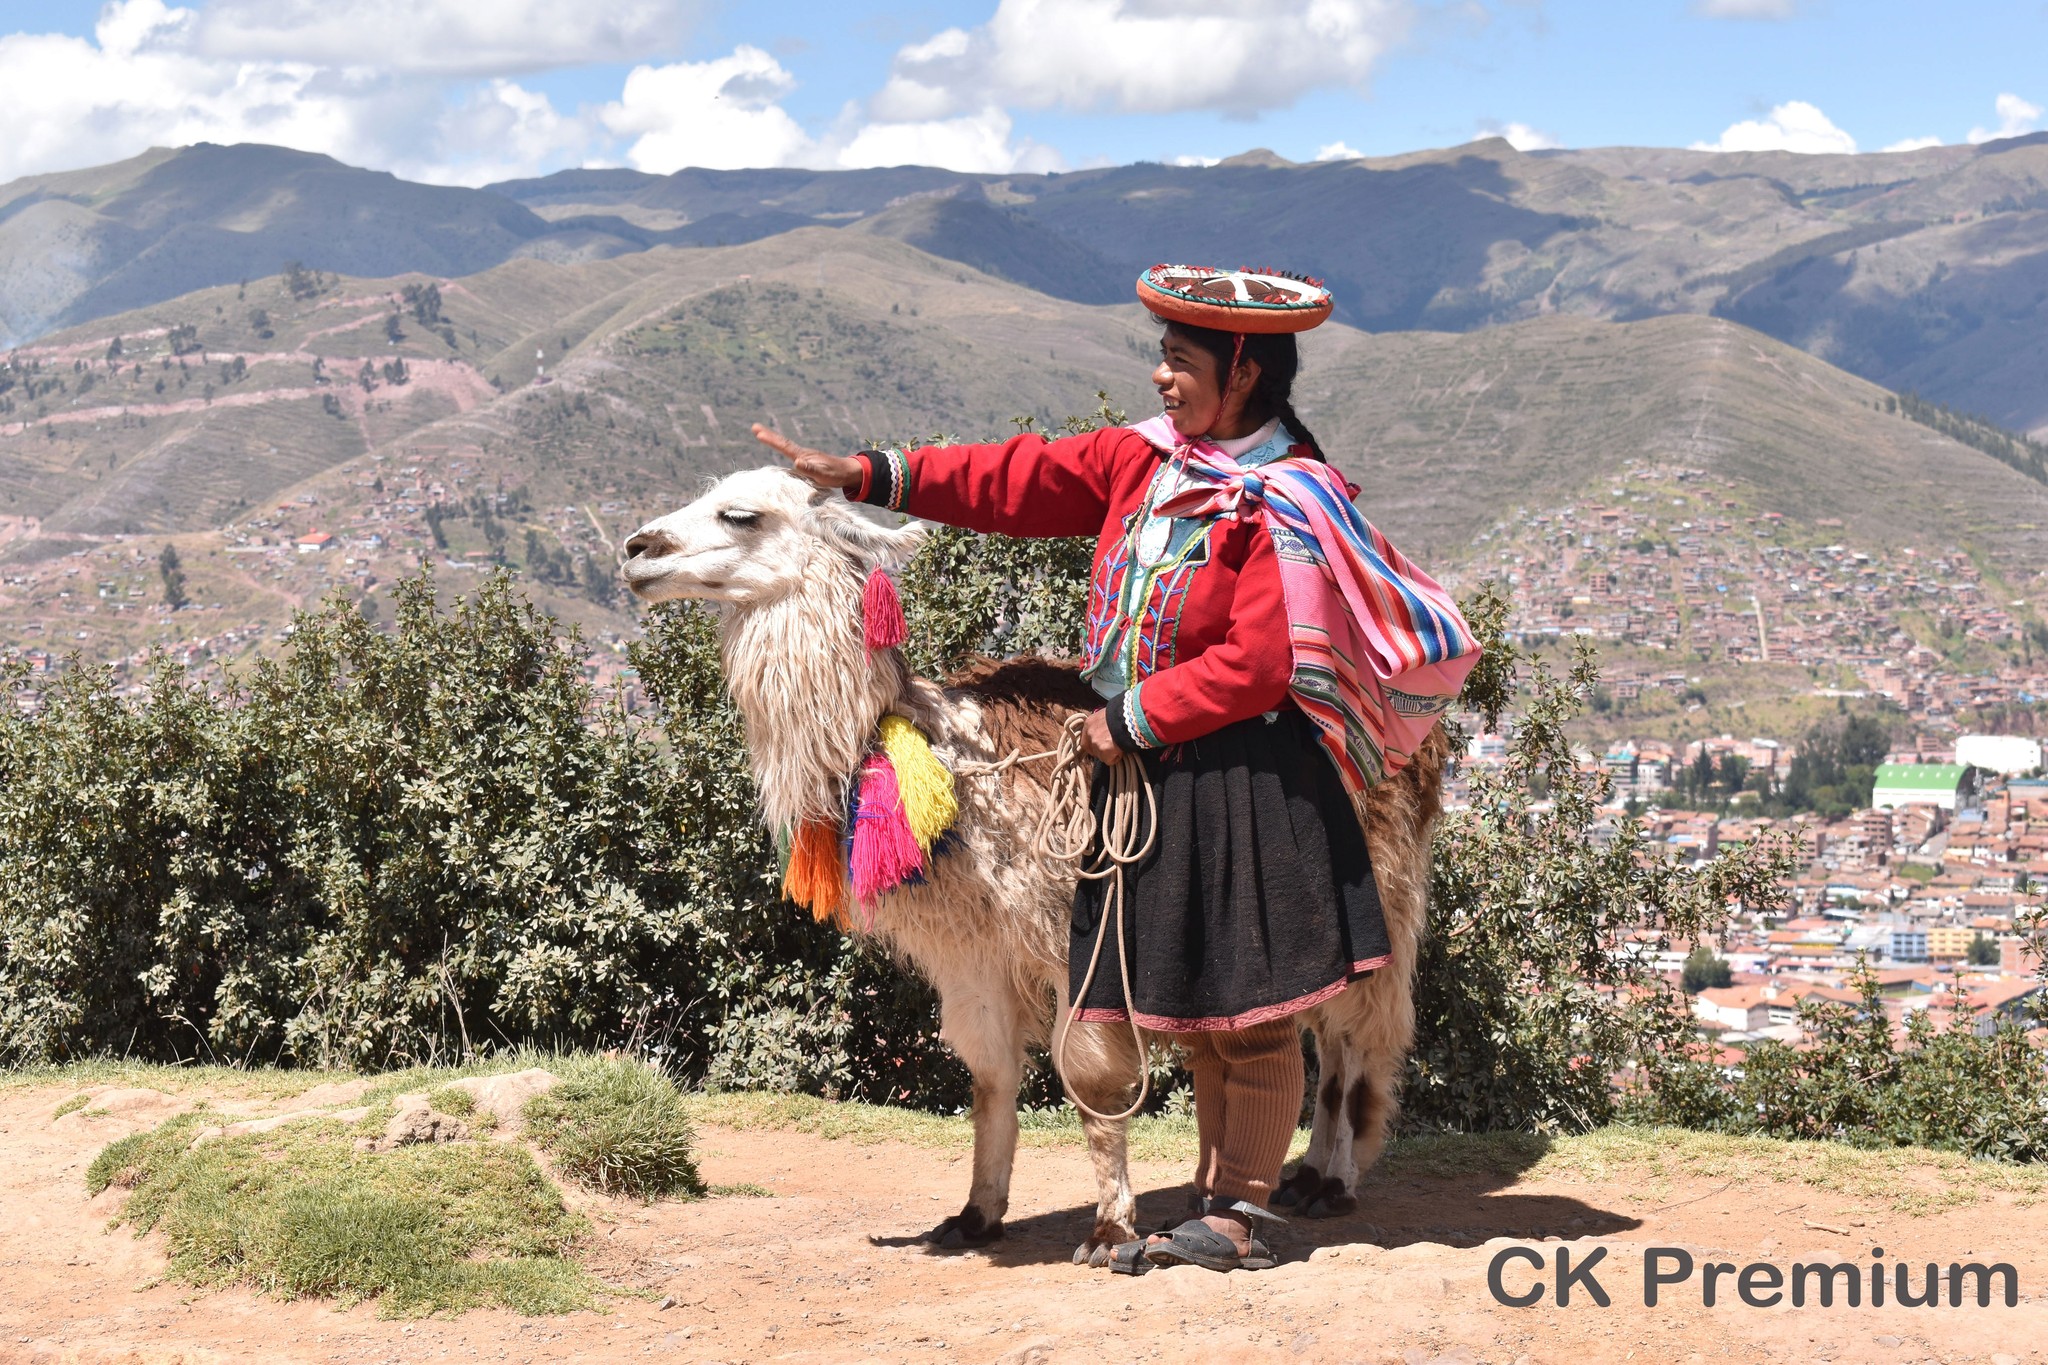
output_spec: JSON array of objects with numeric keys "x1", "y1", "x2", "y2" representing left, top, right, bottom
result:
[{"x1": 1162, "y1": 321, "x2": 1328, "y2": 462}]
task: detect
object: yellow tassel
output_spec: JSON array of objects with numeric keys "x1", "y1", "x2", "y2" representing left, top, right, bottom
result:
[
  {"x1": 784, "y1": 818, "x2": 847, "y2": 927},
  {"x1": 877, "y1": 714, "x2": 958, "y2": 853}
]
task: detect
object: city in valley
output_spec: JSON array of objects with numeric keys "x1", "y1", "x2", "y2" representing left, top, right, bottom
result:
[{"x1": 1447, "y1": 465, "x2": 2046, "y2": 1047}]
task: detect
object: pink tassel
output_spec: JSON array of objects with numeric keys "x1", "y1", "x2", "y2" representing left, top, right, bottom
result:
[
  {"x1": 863, "y1": 568, "x2": 908, "y2": 650},
  {"x1": 850, "y1": 755, "x2": 924, "y2": 902}
]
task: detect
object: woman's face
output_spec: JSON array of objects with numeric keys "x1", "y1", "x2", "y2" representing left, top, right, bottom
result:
[{"x1": 1152, "y1": 328, "x2": 1257, "y2": 439}]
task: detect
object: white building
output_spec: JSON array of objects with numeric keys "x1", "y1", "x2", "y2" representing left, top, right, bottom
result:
[{"x1": 1956, "y1": 734, "x2": 2043, "y2": 777}]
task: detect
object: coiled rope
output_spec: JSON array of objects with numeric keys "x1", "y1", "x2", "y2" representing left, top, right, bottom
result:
[{"x1": 958, "y1": 711, "x2": 1157, "y2": 1122}]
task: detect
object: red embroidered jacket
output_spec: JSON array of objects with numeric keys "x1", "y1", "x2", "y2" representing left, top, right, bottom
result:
[{"x1": 851, "y1": 426, "x2": 1293, "y2": 752}]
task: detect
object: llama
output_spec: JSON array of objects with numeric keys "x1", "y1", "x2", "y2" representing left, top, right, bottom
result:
[{"x1": 623, "y1": 467, "x2": 1447, "y2": 1260}]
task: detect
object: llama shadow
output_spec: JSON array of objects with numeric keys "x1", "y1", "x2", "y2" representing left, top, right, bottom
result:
[{"x1": 868, "y1": 1134, "x2": 1641, "y2": 1268}]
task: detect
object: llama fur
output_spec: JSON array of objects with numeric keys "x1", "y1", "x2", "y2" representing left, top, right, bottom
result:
[{"x1": 624, "y1": 467, "x2": 1445, "y2": 1257}]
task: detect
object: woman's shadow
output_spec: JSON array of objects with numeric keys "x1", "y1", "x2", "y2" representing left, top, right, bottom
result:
[{"x1": 873, "y1": 1132, "x2": 1641, "y2": 1267}]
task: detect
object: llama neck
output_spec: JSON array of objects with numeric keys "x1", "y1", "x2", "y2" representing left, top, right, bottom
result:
[{"x1": 720, "y1": 563, "x2": 907, "y2": 832}]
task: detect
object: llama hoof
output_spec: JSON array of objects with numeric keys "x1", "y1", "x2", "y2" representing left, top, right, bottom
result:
[
  {"x1": 922, "y1": 1209, "x2": 1004, "y2": 1251},
  {"x1": 1075, "y1": 1220, "x2": 1139, "y2": 1267},
  {"x1": 1271, "y1": 1165, "x2": 1323, "y2": 1210},
  {"x1": 1301, "y1": 1177, "x2": 1358, "y2": 1219}
]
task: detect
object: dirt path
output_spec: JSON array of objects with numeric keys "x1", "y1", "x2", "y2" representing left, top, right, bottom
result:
[{"x1": 0, "y1": 1082, "x2": 2041, "y2": 1365}]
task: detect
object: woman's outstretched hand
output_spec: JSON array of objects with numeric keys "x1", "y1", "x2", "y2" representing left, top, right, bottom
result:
[{"x1": 753, "y1": 423, "x2": 864, "y2": 490}]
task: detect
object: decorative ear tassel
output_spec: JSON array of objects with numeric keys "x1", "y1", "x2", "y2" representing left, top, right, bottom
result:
[
  {"x1": 862, "y1": 567, "x2": 908, "y2": 650},
  {"x1": 850, "y1": 754, "x2": 924, "y2": 902},
  {"x1": 784, "y1": 818, "x2": 848, "y2": 927},
  {"x1": 877, "y1": 714, "x2": 958, "y2": 852}
]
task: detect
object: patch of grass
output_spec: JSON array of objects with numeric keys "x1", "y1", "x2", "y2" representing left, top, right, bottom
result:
[
  {"x1": 0, "y1": 1061, "x2": 358, "y2": 1100},
  {"x1": 86, "y1": 1110, "x2": 595, "y2": 1316},
  {"x1": 688, "y1": 1091, "x2": 1225, "y2": 1164},
  {"x1": 51, "y1": 1093, "x2": 89, "y2": 1119},
  {"x1": 710, "y1": 1182, "x2": 776, "y2": 1198},
  {"x1": 523, "y1": 1057, "x2": 704, "y2": 1201},
  {"x1": 426, "y1": 1086, "x2": 476, "y2": 1118}
]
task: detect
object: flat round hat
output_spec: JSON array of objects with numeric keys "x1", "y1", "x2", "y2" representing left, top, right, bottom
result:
[{"x1": 1136, "y1": 264, "x2": 1333, "y2": 333}]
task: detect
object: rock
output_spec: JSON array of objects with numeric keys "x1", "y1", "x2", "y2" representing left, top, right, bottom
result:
[
  {"x1": 992, "y1": 1336, "x2": 1057, "y2": 1365},
  {"x1": 440, "y1": 1068, "x2": 559, "y2": 1131},
  {"x1": 61, "y1": 1087, "x2": 180, "y2": 1121},
  {"x1": 1873, "y1": 1337, "x2": 1903, "y2": 1349},
  {"x1": 1989, "y1": 1355, "x2": 2018, "y2": 1365},
  {"x1": 367, "y1": 1094, "x2": 468, "y2": 1150},
  {"x1": 190, "y1": 1106, "x2": 373, "y2": 1147}
]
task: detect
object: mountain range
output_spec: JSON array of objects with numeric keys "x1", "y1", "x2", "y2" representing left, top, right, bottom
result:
[{"x1": 6, "y1": 137, "x2": 2048, "y2": 436}]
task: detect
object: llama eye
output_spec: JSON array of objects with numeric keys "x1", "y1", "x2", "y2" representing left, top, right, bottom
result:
[{"x1": 718, "y1": 509, "x2": 761, "y2": 528}]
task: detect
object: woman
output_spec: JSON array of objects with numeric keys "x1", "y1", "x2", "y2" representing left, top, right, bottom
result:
[{"x1": 756, "y1": 265, "x2": 1475, "y2": 1273}]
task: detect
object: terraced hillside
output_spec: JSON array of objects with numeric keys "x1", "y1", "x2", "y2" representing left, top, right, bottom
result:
[{"x1": 2, "y1": 231, "x2": 2044, "y2": 680}]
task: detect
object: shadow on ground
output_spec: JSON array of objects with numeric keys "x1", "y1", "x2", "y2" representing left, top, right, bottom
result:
[{"x1": 870, "y1": 1139, "x2": 1641, "y2": 1269}]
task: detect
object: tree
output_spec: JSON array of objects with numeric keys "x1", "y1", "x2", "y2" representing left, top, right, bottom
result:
[
  {"x1": 281, "y1": 261, "x2": 321, "y2": 300},
  {"x1": 403, "y1": 282, "x2": 442, "y2": 326},
  {"x1": 384, "y1": 312, "x2": 405, "y2": 345},
  {"x1": 1682, "y1": 945, "x2": 1734, "y2": 994},
  {"x1": 1968, "y1": 934, "x2": 2001, "y2": 967},
  {"x1": 158, "y1": 545, "x2": 187, "y2": 610}
]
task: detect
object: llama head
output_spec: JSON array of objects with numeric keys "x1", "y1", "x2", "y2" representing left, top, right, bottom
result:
[{"x1": 622, "y1": 466, "x2": 926, "y2": 608}]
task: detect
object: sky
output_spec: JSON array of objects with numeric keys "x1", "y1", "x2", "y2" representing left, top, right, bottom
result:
[{"x1": 0, "y1": 0, "x2": 2041, "y2": 187}]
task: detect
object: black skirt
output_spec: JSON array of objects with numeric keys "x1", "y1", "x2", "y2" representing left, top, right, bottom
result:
[{"x1": 1070, "y1": 708, "x2": 1390, "y2": 1033}]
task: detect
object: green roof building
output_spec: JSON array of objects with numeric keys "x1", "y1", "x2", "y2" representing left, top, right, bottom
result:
[{"x1": 1870, "y1": 763, "x2": 1980, "y2": 812}]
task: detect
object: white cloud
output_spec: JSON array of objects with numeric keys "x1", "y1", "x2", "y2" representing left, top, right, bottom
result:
[
  {"x1": 1967, "y1": 93, "x2": 2042, "y2": 145},
  {"x1": 1691, "y1": 0, "x2": 1801, "y2": 17},
  {"x1": 408, "y1": 80, "x2": 597, "y2": 187},
  {"x1": 1314, "y1": 141, "x2": 1364, "y2": 162},
  {"x1": 873, "y1": 0, "x2": 1414, "y2": 120},
  {"x1": 0, "y1": 0, "x2": 1077, "y2": 187},
  {"x1": 1691, "y1": 100, "x2": 1856, "y2": 155},
  {"x1": 0, "y1": 0, "x2": 622, "y2": 186},
  {"x1": 192, "y1": 0, "x2": 696, "y2": 76},
  {"x1": 1880, "y1": 135, "x2": 1944, "y2": 153},
  {"x1": 1172, "y1": 154, "x2": 1221, "y2": 168},
  {"x1": 1476, "y1": 120, "x2": 1560, "y2": 151},
  {"x1": 601, "y1": 48, "x2": 812, "y2": 173},
  {"x1": 835, "y1": 106, "x2": 1061, "y2": 174}
]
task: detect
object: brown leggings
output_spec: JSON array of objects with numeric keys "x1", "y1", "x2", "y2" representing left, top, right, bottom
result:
[{"x1": 1179, "y1": 1018, "x2": 1304, "y2": 1210}]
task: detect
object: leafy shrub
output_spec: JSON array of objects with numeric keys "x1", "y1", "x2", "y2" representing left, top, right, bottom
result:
[
  {"x1": 521, "y1": 1055, "x2": 704, "y2": 1200},
  {"x1": 1636, "y1": 968, "x2": 2048, "y2": 1163},
  {"x1": 1409, "y1": 587, "x2": 1793, "y2": 1134}
]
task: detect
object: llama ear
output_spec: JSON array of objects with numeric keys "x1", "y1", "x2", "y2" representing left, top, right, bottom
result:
[{"x1": 806, "y1": 501, "x2": 928, "y2": 572}]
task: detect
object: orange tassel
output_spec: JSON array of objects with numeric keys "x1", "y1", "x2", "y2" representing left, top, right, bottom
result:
[{"x1": 783, "y1": 818, "x2": 847, "y2": 926}]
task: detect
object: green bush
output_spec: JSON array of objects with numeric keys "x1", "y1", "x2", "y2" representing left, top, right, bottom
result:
[
  {"x1": 521, "y1": 1054, "x2": 704, "y2": 1200},
  {"x1": 1409, "y1": 587, "x2": 1793, "y2": 1135}
]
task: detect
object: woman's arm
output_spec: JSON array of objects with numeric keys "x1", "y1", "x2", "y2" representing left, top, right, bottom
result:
[
  {"x1": 1103, "y1": 529, "x2": 1294, "y2": 752},
  {"x1": 754, "y1": 423, "x2": 1134, "y2": 539}
]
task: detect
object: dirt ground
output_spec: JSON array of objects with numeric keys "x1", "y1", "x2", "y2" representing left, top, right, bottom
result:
[{"x1": 1, "y1": 1080, "x2": 2043, "y2": 1365}]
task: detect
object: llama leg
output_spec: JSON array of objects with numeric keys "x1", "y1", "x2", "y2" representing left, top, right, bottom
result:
[
  {"x1": 1343, "y1": 1048, "x2": 1401, "y2": 1193},
  {"x1": 1051, "y1": 1007, "x2": 1141, "y2": 1265},
  {"x1": 926, "y1": 978, "x2": 1024, "y2": 1250},
  {"x1": 1301, "y1": 1020, "x2": 1362, "y2": 1217}
]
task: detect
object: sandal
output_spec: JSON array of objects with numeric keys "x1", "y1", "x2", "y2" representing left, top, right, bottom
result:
[
  {"x1": 1098, "y1": 1192, "x2": 1211, "y2": 1275},
  {"x1": 1107, "y1": 1239, "x2": 1153, "y2": 1275},
  {"x1": 1142, "y1": 1200, "x2": 1283, "y2": 1273}
]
